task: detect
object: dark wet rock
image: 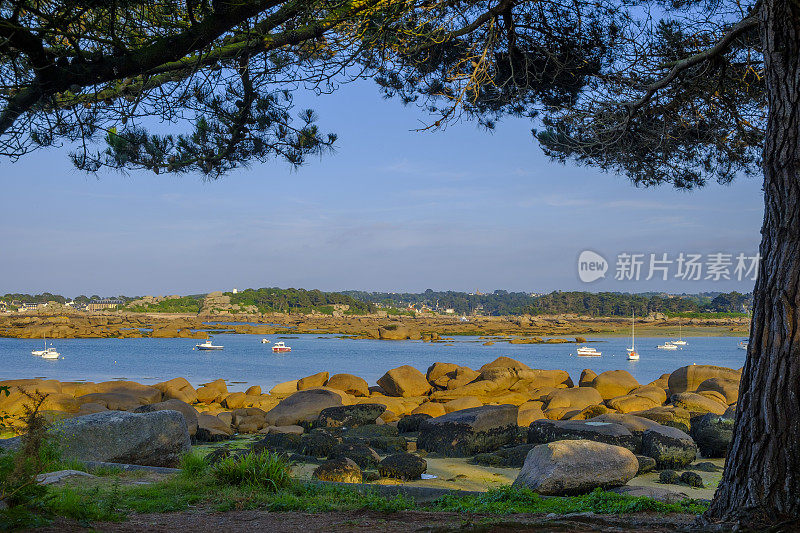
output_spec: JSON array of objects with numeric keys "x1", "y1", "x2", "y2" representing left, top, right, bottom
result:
[
  {"x1": 313, "y1": 457, "x2": 362, "y2": 483},
  {"x1": 689, "y1": 461, "x2": 722, "y2": 472},
  {"x1": 417, "y1": 405, "x2": 518, "y2": 457},
  {"x1": 251, "y1": 432, "x2": 303, "y2": 454},
  {"x1": 473, "y1": 444, "x2": 536, "y2": 468},
  {"x1": 397, "y1": 413, "x2": 432, "y2": 433},
  {"x1": 328, "y1": 443, "x2": 381, "y2": 469},
  {"x1": 342, "y1": 424, "x2": 399, "y2": 439},
  {"x1": 316, "y1": 404, "x2": 386, "y2": 428},
  {"x1": 300, "y1": 429, "x2": 341, "y2": 457},
  {"x1": 635, "y1": 455, "x2": 657, "y2": 475},
  {"x1": 690, "y1": 413, "x2": 734, "y2": 458},
  {"x1": 680, "y1": 471, "x2": 704, "y2": 487},
  {"x1": 640, "y1": 425, "x2": 697, "y2": 469},
  {"x1": 659, "y1": 470, "x2": 680, "y2": 484},
  {"x1": 378, "y1": 452, "x2": 427, "y2": 480},
  {"x1": 527, "y1": 419, "x2": 637, "y2": 453},
  {"x1": 363, "y1": 436, "x2": 408, "y2": 454}
]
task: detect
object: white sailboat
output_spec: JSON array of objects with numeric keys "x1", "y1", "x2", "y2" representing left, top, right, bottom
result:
[
  {"x1": 671, "y1": 320, "x2": 687, "y2": 346},
  {"x1": 31, "y1": 336, "x2": 60, "y2": 358},
  {"x1": 627, "y1": 311, "x2": 639, "y2": 360}
]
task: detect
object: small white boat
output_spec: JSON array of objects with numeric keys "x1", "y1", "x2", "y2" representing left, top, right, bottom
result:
[
  {"x1": 196, "y1": 337, "x2": 223, "y2": 350},
  {"x1": 657, "y1": 342, "x2": 678, "y2": 350},
  {"x1": 671, "y1": 321, "x2": 687, "y2": 345},
  {"x1": 40, "y1": 347, "x2": 60, "y2": 359},
  {"x1": 261, "y1": 338, "x2": 270, "y2": 344},
  {"x1": 32, "y1": 336, "x2": 59, "y2": 358},
  {"x1": 576, "y1": 346, "x2": 601, "y2": 357},
  {"x1": 627, "y1": 311, "x2": 639, "y2": 360},
  {"x1": 272, "y1": 341, "x2": 291, "y2": 353},
  {"x1": 738, "y1": 340, "x2": 749, "y2": 350}
]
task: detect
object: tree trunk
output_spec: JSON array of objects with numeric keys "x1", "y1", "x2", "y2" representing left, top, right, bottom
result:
[{"x1": 704, "y1": 0, "x2": 800, "y2": 527}]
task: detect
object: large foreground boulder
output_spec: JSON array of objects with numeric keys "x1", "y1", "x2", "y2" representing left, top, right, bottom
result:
[
  {"x1": 513, "y1": 440, "x2": 638, "y2": 495},
  {"x1": 1, "y1": 411, "x2": 190, "y2": 467},
  {"x1": 265, "y1": 389, "x2": 343, "y2": 426},
  {"x1": 417, "y1": 405, "x2": 518, "y2": 456}
]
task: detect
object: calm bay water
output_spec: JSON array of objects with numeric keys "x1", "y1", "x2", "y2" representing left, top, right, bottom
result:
[{"x1": 0, "y1": 335, "x2": 747, "y2": 392}]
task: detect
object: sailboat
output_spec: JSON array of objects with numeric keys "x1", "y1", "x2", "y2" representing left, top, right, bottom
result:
[
  {"x1": 31, "y1": 335, "x2": 60, "y2": 359},
  {"x1": 627, "y1": 311, "x2": 639, "y2": 360},
  {"x1": 671, "y1": 320, "x2": 687, "y2": 346}
]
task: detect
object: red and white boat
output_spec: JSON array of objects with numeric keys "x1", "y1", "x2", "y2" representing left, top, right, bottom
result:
[{"x1": 272, "y1": 341, "x2": 291, "y2": 353}]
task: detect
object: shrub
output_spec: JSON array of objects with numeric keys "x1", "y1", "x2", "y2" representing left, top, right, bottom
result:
[{"x1": 211, "y1": 451, "x2": 292, "y2": 491}]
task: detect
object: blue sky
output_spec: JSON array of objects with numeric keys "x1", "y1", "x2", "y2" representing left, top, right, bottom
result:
[{"x1": 0, "y1": 80, "x2": 763, "y2": 297}]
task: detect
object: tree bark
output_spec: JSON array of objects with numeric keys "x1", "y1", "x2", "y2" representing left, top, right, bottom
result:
[{"x1": 704, "y1": 0, "x2": 800, "y2": 527}]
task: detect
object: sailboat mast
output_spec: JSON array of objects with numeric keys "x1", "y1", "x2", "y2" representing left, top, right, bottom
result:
[{"x1": 632, "y1": 311, "x2": 635, "y2": 350}]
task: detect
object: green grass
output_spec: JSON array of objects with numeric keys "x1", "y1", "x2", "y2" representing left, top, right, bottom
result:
[
  {"x1": 428, "y1": 486, "x2": 709, "y2": 515},
  {"x1": 210, "y1": 451, "x2": 292, "y2": 491},
  {"x1": 32, "y1": 453, "x2": 709, "y2": 525}
]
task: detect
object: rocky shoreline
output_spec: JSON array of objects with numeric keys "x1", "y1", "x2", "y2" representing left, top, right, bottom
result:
[
  {"x1": 0, "y1": 311, "x2": 750, "y2": 339},
  {"x1": 1, "y1": 358, "x2": 738, "y2": 497}
]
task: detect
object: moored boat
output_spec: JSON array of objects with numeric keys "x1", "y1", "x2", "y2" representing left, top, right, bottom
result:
[
  {"x1": 657, "y1": 342, "x2": 678, "y2": 350},
  {"x1": 40, "y1": 347, "x2": 60, "y2": 359},
  {"x1": 272, "y1": 341, "x2": 291, "y2": 353},
  {"x1": 576, "y1": 346, "x2": 601, "y2": 357},
  {"x1": 32, "y1": 336, "x2": 59, "y2": 358},
  {"x1": 196, "y1": 337, "x2": 224, "y2": 350},
  {"x1": 671, "y1": 321, "x2": 688, "y2": 345},
  {"x1": 627, "y1": 311, "x2": 639, "y2": 360}
]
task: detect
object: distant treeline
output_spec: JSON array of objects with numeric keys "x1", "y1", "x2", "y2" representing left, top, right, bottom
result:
[
  {"x1": 343, "y1": 290, "x2": 753, "y2": 317},
  {"x1": 227, "y1": 287, "x2": 376, "y2": 315},
  {"x1": 3, "y1": 289, "x2": 752, "y2": 317},
  {"x1": 0, "y1": 293, "x2": 133, "y2": 304}
]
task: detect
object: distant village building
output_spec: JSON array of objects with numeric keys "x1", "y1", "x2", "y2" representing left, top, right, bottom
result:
[
  {"x1": 19, "y1": 302, "x2": 43, "y2": 312},
  {"x1": 444, "y1": 308, "x2": 455, "y2": 314},
  {"x1": 232, "y1": 288, "x2": 238, "y2": 294},
  {"x1": 86, "y1": 299, "x2": 123, "y2": 311}
]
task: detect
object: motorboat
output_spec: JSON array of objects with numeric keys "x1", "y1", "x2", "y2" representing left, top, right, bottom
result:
[
  {"x1": 261, "y1": 338, "x2": 270, "y2": 344},
  {"x1": 196, "y1": 337, "x2": 223, "y2": 350},
  {"x1": 738, "y1": 340, "x2": 749, "y2": 350},
  {"x1": 576, "y1": 346, "x2": 601, "y2": 357},
  {"x1": 627, "y1": 311, "x2": 639, "y2": 360},
  {"x1": 657, "y1": 342, "x2": 678, "y2": 350},
  {"x1": 272, "y1": 341, "x2": 291, "y2": 353}
]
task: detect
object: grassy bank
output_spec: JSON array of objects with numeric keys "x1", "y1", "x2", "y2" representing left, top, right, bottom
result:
[{"x1": 2, "y1": 450, "x2": 709, "y2": 529}]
